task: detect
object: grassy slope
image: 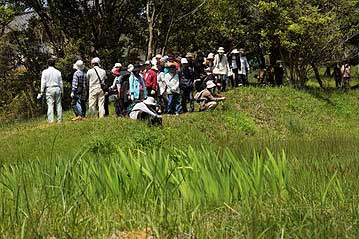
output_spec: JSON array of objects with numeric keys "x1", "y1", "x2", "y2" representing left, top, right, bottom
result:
[{"x1": 0, "y1": 86, "x2": 359, "y2": 238}]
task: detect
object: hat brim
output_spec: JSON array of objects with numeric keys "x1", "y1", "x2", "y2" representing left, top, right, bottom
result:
[
  {"x1": 207, "y1": 83, "x2": 216, "y2": 89},
  {"x1": 143, "y1": 100, "x2": 156, "y2": 105},
  {"x1": 218, "y1": 50, "x2": 225, "y2": 53}
]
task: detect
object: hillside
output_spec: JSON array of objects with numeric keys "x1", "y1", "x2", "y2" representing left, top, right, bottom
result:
[{"x1": 0, "y1": 86, "x2": 358, "y2": 238}]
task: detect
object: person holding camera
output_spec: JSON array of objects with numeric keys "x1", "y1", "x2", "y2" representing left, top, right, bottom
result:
[
  {"x1": 87, "y1": 57, "x2": 108, "y2": 118},
  {"x1": 40, "y1": 58, "x2": 63, "y2": 123}
]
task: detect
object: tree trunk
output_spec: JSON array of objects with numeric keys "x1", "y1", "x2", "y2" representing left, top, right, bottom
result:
[
  {"x1": 311, "y1": 63, "x2": 324, "y2": 89},
  {"x1": 147, "y1": 23, "x2": 154, "y2": 60}
]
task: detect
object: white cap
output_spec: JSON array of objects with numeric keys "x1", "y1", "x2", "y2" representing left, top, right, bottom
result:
[
  {"x1": 207, "y1": 53, "x2": 214, "y2": 59},
  {"x1": 73, "y1": 60, "x2": 84, "y2": 70},
  {"x1": 114, "y1": 63, "x2": 122, "y2": 68},
  {"x1": 145, "y1": 60, "x2": 151, "y2": 65},
  {"x1": 181, "y1": 58, "x2": 188, "y2": 64},
  {"x1": 91, "y1": 57, "x2": 100, "y2": 64},
  {"x1": 155, "y1": 54, "x2": 162, "y2": 59}
]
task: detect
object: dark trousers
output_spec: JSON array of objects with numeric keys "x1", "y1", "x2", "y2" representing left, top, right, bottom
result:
[
  {"x1": 104, "y1": 94, "x2": 109, "y2": 116},
  {"x1": 181, "y1": 88, "x2": 194, "y2": 113},
  {"x1": 231, "y1": 69, "x2": 239, "y2": 87},
  {"x1": 239, "y1": 74, "x2": 248, "y2": 86},
  {"x1": 335, "y1": 77, "x2": 342, "y2": 88}
]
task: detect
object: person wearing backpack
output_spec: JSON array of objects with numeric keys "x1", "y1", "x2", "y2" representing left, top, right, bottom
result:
[
  {"x1": 179, "y1": 58, "x2": 195, "y2": 113},
  {"x1": 71, "y1": 60, "x2": 87, "y2": 121},
  {"x1": 86, "y1": 57, "x2": 107, "y2": 118}
]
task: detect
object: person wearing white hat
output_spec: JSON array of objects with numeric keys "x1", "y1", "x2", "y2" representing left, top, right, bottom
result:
[
  {"x1": 238, "y1": 48, "x2": 250, "y2": 86},
  {"x1": 71, "y1": 60, "x2": 87, "y2": 121},
  {"x1": 179, "y1": 57, "x2": 195, "y2": 113},
  {"x1": 213, "y1": 47, "x2": 230, "y2": 91},
  {"x1": 229, "y1": 49, "x2": 241, "y2": 87},
  {"x1": 196, "y1": 80, "x2": 226, "y2": 112},
  {"x1": 86, "y1": 57, "x2": 108, "y2": 118},
  {"x1": 129, "y1": 97, "x2": 162, "y2": 125},
  {"x1": 40, "y1": 58, "x2": 63, "y2": 123}
]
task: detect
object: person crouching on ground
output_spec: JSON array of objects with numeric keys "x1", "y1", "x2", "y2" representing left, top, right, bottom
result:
[
  {"x1": 40, "y1": 58, "x2": 63, "y2": 123},
  {"x1": 198, "y1": 80, "x2": 226, "y2": 112},
  {"x1": 129, "y1": 64, "x2": 147, "y2": 102},
  {"x1": 87, "y1": 57, "x2": 107, "y2": 118},
  {"x1": 129, "y1": 97, "x2": 162, "y2": 126},
  {"x1": 71, "y1": 60, "x2": 87, "y2": 121},
  {"x1": 165, "y1": 64, "x2": 181, "y2": 115}
]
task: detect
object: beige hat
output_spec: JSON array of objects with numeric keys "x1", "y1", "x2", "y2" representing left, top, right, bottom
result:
[
  {"x1": 73, "y1": 60, "x2": 84, "y2": 70},
  {"x1": 145, "y1": 60, "x2": 151, "y2": 65},
  {"x1": 217, "y1": 47, "x2": 225, "y2": 53},
  {"x1": 143, "y1": 97, "x2": 156, "y2": 105},
  {"x1": 151, "y1": 65, "x2": 159, "y2": 71},
  {"x1": 206, "y1": 80, "x2": 216, "y2": 89},
  {"x1": 231, "y1": 49, "x2": 240, "y2": 54},
  {"x1": 207, "y1": 53, "x2": 214, "y2": 59},
  {"x1": 155, "y1": 54, "x2": 162, "y2": 59},
  {"x1": 239, "y1": 48, "x2": 245, "y2": 53},
  {"x1": 186, "y1": 52, "x2": 194, "y2": 58},
  {"x1": 114, "y1": 63, "x2": 122, "y2": 68}
]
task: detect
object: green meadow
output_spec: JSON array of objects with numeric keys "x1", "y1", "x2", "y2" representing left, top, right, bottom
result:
[{"x1": 0, "y1": 86, "x2": 359, "y2": 238}]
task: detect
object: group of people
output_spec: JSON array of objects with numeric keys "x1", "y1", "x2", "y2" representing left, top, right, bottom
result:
[{"x1": 40, "y1": 47, "x2": 255, "y2": 124}]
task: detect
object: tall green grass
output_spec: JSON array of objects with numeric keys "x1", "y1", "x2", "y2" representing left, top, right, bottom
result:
[{"x1": 0, "y1": 145, "x2": 357, "y2": 238}]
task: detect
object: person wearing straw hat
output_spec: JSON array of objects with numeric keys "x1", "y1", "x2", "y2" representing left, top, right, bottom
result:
[
  {"x1": 213, "y1": 47, "x2": 230, "y2": 91},
  {"x1": 71, "y1": 60, "x2": 87, "y2": 121},
  {"x1": 238, "y1": 48, "x2": 250, "y2": 86},
  {"x1": 129, "y1": 97, "x2": 162, "y2": 126},
  {"x1": 229, "y1": 49, "x2": 241, "y2": 87},
  {"x1": 197, "y1": 80, "x2": 226, "y2": 112}
]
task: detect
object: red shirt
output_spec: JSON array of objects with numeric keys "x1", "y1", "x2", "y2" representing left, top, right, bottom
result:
[{"x1": 145, "y1": 69, "x2": 158, "y2": 90}]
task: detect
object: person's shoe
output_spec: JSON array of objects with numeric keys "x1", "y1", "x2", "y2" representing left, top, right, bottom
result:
[{"x1": 71, "y1": 116, "x2": 81, "y2": 121}]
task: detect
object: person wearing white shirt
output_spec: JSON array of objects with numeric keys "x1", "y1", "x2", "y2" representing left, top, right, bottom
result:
[
  {"x1": 86, "y1": 57, "x2": 107, "y2": 118},
  {"x1": 40, "y1": 58, "x2": 63, "y2": 123},
  {"x1": 238, "y1": 48, "x2": 250, "y2": 86}
]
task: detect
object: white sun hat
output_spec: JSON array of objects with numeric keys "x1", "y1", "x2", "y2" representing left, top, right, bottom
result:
[
  {"x1": 217, "y1": 47, "x2": 225, "y2": 53},
  {"x1": 73, "y1": 60, "x2": 84, "y2": 70},
  {"x1": 206, "y1": 80, "x2": 216, "y2": 89},
  {"x1": 181, "y1": 58, "x2": 189, "y2": 64},
  {"x1": 143, "y1": 97, "x2": 156, "y2": 105}
]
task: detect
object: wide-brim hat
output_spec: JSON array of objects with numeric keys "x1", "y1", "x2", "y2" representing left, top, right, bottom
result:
[
  {"x1": 217, "y1": 47, "x2": 225, "y2": 53},
  {"x1": 143, "y1": 97, "x2": 156, "y2": 106},
  {"x1": 239, "y1": 48, "x2": 245, "y2": 53},
  {"x1": 155, "y1": 54, "x2": 162, "y2": 59},
  {"x1": 145, "y1": 60, "x2": 151, "y2": 65},
  {"x1": 206, "y1": 80, "x2": 216, "y2": 89},
  {"x1": 73, "y1": 60, "x2": 84, "y2": 70},
  {"x1": 207, "y1": 53, "x2": 214, "y2": 59},
  {"x1": 114, "y1": 63, "x2": 122, "y2": 68},
  {"x1": 231, "y1": 49, "x2": 240, "y2": 54}
]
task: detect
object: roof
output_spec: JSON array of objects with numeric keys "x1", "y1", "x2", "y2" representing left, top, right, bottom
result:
[{"x1": 5, "y1": 11, "x2": 38, "y2": 33}]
